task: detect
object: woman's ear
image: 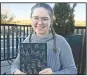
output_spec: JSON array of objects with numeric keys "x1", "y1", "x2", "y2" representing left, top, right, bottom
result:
[
  {"x1": 50, "y1": 22, "x2": 53, "y2": 27},
  {"x1": 50, "y1": 18, "x2": 53, "y2": 25}
]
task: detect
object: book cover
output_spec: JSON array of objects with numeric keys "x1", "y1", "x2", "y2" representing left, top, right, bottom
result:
[{"x1": 20, "y1": 43, "x2": 47, "y2": 74}]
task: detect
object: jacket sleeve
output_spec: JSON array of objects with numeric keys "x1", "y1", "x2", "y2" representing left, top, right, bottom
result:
[
  {"x1": 11, "y1": 52, "x2": 20, "y2": 74},
  {"x1": 53, "y1": 37, "x2": 77, "y2": 74}
]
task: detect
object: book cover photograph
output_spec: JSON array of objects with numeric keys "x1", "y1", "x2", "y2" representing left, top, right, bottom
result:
[{"x1": 20, "y1": 43, "x2": 47, "y2": 74}]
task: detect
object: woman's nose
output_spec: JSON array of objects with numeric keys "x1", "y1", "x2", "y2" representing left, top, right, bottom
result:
[{"x1": 37, "y1": 19, "x2": 43, "y2": 25}]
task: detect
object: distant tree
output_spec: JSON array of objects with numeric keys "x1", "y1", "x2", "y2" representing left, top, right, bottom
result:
[
  {"x1": 1, "y1": 13, "x2": 14, "y2": 24},
  {"x1": 1, "y1": 10, "x2": 15, "y2": 35},
  {"x1": 53, "y1": 3, "x2": 77, "y2": 36}
]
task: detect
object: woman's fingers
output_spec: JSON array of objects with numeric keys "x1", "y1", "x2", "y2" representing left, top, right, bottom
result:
[
  {"x1": 39, "y1": 68, "x2": 53, "y2": 74},
  {"x1": 14, "y1": 70, "x2": 26, "y2": 74}
]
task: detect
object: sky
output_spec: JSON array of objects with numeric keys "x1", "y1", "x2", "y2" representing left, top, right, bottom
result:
[{"x1": 1, "y1": 3, "x2": 86, "y2": 21}]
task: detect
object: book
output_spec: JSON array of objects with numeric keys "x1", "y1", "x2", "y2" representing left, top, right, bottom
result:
[{"x1": 20, "y1": 43, "x2": 47, "y2": 74}]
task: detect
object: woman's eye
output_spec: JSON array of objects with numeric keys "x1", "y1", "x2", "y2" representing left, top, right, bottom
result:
[
  {"x1": 42, "y1": 18, "x2": 49, "y2": 21},
  {"x1": 43, "y1": 18, "x2": 48, "y2": 21},
  {"x1": 34, "y1": 17, "x2": 39, "y2": 20}
]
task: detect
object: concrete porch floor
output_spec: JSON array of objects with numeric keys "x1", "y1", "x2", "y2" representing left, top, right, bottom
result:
[{"x1": 1, "y1": 59, "x2": 15, "y2": 75}]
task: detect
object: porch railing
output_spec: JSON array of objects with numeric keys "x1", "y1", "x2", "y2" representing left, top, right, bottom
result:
[
  {"x1": 1, "y1": 24, "x2": 31, "y2": 61},
  {"x1": 74, "y1": 26, "x2": 86, "y2": 35},
  {"x1": 0, "y1": 24, "x2": 86, "y2": 61}
]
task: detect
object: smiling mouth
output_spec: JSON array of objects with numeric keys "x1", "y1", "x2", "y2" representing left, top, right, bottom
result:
[{"x1": 35, "y1": 26, "x2": 45, "y2": 28}]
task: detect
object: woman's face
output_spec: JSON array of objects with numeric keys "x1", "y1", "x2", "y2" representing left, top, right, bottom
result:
[{"x1": 31, "y1": 7, "x2": 51, "y2": 36}]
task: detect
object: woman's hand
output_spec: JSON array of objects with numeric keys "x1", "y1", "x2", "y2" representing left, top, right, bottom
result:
[
  {"x1": 39, "y1": 68, "x2": 53, "y2": 74},
  {"x1": 13, "y1": 70, "x2": 26, "y2": 74}
]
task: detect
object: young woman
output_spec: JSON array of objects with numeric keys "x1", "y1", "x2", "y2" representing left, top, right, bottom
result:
[{"x1": 11, "y1": 3, "x2": 77, "y2": 74}]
